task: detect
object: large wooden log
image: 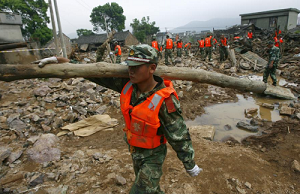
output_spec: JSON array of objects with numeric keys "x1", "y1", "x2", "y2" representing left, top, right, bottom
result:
[{"x1": 0, "y1": 63, "x2": 295, "y2": 99}]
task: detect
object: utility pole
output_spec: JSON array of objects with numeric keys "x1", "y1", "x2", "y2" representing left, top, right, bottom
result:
[
  {"x1": 48, "y1": 0, "x2": 59, "y2": 56},
  {"x1": 53, "y1": 0, "x2": 67, "y2": 58}
]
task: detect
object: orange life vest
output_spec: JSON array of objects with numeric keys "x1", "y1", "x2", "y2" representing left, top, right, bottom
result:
[
  {"x1": 160, "y1": 46, "x2": 163, "y2": 52},
  {"x1": 198, "y1": 40, "x2": 205, "y2": 48},
  {"x1": 177, "y1": 42, "x2": 183, "y2": 48},
  {"x1": 274, "y1": 37, "x2": 279, "y2": 47},
  {"x1": 205, "y1": 37, "x2": 211, "y2": 47},
  {"x1": 234, "y1": 36, "x2": 240, "y2": 40},
  {"x1": 248, "y1": 32, "x2": 253, "y2": 39},
  {"x1": 220, "y1": 38, "x2": 227, "y2": 46},
  {"x1": 115, "y1": 45, "x2": 121, "y2": 56},
  {"x1": 166, "y1": 38, "x2": 173, "y2": 49},
  {"x1": 120, "y1": 80, "x2": 178, "y2": 149},
  {"x1": 184, "y1": 43, "x2": 191, "y2": 49},
  {"x1": 213, "y1": 38, "x2": 217, "y2": 44},
  {"x1": 152, "y1": 41, "x2": 159, "y2": 51}
]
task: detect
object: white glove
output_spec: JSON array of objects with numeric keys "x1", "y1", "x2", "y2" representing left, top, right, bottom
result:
[
  {"x1": 109, "y1": 52, "x2": 113, "y2": 55},
  {"x1": 38, "y1": 57, "x2": 58, "y2": 68},
  {"x1": 186, "y1": 165, "x2": 202, "y2": 177}
]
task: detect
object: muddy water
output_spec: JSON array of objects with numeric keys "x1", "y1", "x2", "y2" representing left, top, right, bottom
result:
[{"x1": 186, "y1": 94, "x2": 290, "y2": 142}]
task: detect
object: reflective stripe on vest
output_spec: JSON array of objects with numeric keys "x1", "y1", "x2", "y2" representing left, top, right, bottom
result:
[
  {"x1": 148, "y1": 94, "x2": 162, "y2": 111},
  {"x1": 123, "y1": 82, "x2": 132, "y2": 95}
]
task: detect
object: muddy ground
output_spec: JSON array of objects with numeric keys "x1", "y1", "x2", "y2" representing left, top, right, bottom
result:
[{"x1": 0, "y1": 51, "x2": 300, "y2": 194}]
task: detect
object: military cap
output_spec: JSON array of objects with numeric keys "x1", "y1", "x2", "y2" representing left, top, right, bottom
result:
[
  {"x1": 125, "y1": 44, "x2": 158, "y2": 66},
  {"x1": 268, "y1": 41, "x2": 274, "y2": 45}
]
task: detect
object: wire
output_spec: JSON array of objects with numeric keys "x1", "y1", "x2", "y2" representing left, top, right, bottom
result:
[{"x1": 74, "y1": 0, "x2": 91, "y2": 11}]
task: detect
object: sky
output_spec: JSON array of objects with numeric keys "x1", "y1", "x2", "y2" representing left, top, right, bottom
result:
[{"x1": 49, "y1": 0, "x2": 300, "y2": 38}]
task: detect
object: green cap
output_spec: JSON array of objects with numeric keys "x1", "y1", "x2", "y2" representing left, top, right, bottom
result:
[
  {"x1": 125, "y1": 44, "x2": 158, "y2": 66},
  {"x1": 268, "y1": 41, "x2": 274, "y2": 45}
]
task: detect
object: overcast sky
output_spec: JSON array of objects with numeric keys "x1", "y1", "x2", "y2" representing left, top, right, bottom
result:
[{"x1": 49, "y1": 0, "x2": 300, "y2": 37}]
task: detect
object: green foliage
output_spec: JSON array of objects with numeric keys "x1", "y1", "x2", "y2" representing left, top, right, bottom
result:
[
  {"x1": 76, "y1": 29, "x2": 95, "y2": 37},
  {"x1": 90, "y1": 2, "x2": 126, "y2": 32},
  {"x1": 0, "y1": 0, "x2": 52, "y2": 45},
  {"x1": 130, "y1": 16, "x2": 160, "y2": 43}
]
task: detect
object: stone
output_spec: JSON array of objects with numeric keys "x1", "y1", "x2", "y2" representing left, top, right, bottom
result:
[
  {"x1": 261, "y1": 103, "x2": 274, "y2": 109},
  {"x1": 52, "y1": 117, "x2": 64, "y2": 129},
  {"x1": 33, "y1": 85, "x2": 51, "y2": 97},
  {"x1": 280, "y1": 106, "x2": 295, "y2": 116},
  {"x1": 8, "y1": 150, "x2": 23, "y2": 164},
  {"x1": 42, "y1": 124, "x2": 52, "y2": 132},
  {"x1": 245, "y1": 108, "x2": 258, "y2": 115},
  {"x1": 230, "y1": 67, "x2": 237, "y2": 73},
  {"x1": 115, "y1": 175, "x2": 126, "y2": 185},
  {"x1": 224, "y1": 124, "x2": 232, "y2": 131},
  {"x1": 0, "y1": 116, "x2": 7, "y2": 123},
  {"x1": 189, "y1": 125, "x2": 215, "y2": 141},
  {"x1": 296, "y1": 113, "x2": 300, "y2": 120},
  {"x1": 236, "y1": 121, "x2": 258, "y2": 132},
  {"x1": 178, "y1": 91, "x2": 184, "y2": 98},
  {"x1": 7, "y1": 113, "x2": 20, "y2": 124},
  {"x1": 28, "y1": 173, "x2": 44, "y2": 187},
  {"x1": 245, "y1": 182, "x2": 252, "y2": 189},
  {"x1": 0, "y1": 146, "x2": 12, "y2": 163},
  {"x1": 236, "y1": 186, "x2": 246, "y2": 194},
  {"x1": 186, "y1": 86, "x2": 192, "y2": 92},
  {"x1": 45, "y1": 185, "x2": 68, "y2": 194},
  {"x1": 26, "y1": 135, "x2": 40, "y2": 145},
  {"x1": 9, "y1": 119, "x2": 26, "y2": 132},
  {"x1": 27, "y1": 133, "x2": 61, "y2": 163},
  {"x1": 73, "y1": 106, "x2": 87, "y2": 115},
  {"x1": 93, "y1": 152, "x2": 104, "y2": 160},
  {"x1": 291, "y1": 160, "x2": 300, "y2": 173},
  {"x1": 240, "y1": 62, "x2": 251, "y2": 70}
]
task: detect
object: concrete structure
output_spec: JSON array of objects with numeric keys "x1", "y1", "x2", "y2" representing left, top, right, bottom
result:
[
  {"x1": 240, "y1": 8, "x2": 300, "y2": 31},
  {"x1": 43, "y1": 33, "x2": 71, "y2": 57},
  {"x1": 0, "y1": 12, "x2": 23, "y2": 43}
]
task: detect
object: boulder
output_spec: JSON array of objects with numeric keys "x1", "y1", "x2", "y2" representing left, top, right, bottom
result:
[
  {"x1": 236, "y1": 121, "x2": 258, "y2": 132},
  {"x1": 189, "y1": 125, "x2": 215, "y2": 141},
  {"x1": 27, "y1": 133, "x2": 61, "y2": 163},
  {"x1": 280, "y1": 106, "x2": 295, "y2": 116}
]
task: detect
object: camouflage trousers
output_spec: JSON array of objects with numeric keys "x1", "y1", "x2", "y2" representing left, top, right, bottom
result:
[
  {"x1": 185, "y1": 49, "x2": 189, "y2": 56},
  {"x1": 205, "y1": 47, "x2": 212, "y2": 60},
  {"x1": 158, "y1": 51, "x2": 163, "y2": 59},
  {"x1": 263, "y1": 64, "x2": 277, "y2": 86},
  {"x1": 165, "y1": 49, "x2": 173, "y2": 65},
  {"x1": 115, "y1": 55, "x2": 121, "y2": 63},
  {"x1": 199, "y1": 48, "x2": 204, "y2": 58},
  {"x1": 219, "y1": 46, "x2": 228, "y2": 61},
  {"x1": 129, "y1": 144, "x2": 167, "y2": 194},
  {"x1": 177, "y1": 48, "x2": 182, "y2": 57}
]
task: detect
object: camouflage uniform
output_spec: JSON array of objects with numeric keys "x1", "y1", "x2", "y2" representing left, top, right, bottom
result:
[
  {"x1": 177, "y1": 47, "x2": 182, "y2": 57},
  {"x1": 204, "y1": 38, "x2": 213, "y2": 61},
  {"x1": 263, "y1": 46, "x2": 280, "y2": 86},
  {"x1": 88, "y1": 44, "x2": 196, "y2": 194}
]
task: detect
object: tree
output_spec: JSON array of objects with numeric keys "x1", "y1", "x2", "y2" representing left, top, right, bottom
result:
[
  {"x1": 130, "y1": 16, "x2": 160, "y2": 43},
  {"x1": 90, "y1": 2, "x2": 126, "y2": 32},
  {"x1": 76, "y1": 29, "x2": 95, "y2": 37},
  {"x1": 0, "y1": 0, "x2": 52, "y2": 45}
]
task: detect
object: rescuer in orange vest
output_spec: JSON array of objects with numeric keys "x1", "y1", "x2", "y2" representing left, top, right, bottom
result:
[
  {"x1": 197, "y1": 38, "x2": 205, "y2": 57},
  {"x1": 113, "y1": 41, "x2": 122, "y2": 63},
  {"x1": 247, "y1": 30, "x2": 254, "y2": 50},
  {"x1": 212, "y1": 37, "x2": 218, "y2": 50},
  {"x1": 88, "y1": 44, "x2": 202, "y2": 193},
  {"x1": 176, "y1": 39, "x2": 183, "y2": 57},
  {"x1": 219, "y1": 34, "x2": 228, "y2": 62},
  {"x1": 151, "y1": 36, "x2": 159, "y2": 51},
  {"x1": 184, "y1": 41, "x2": 191, "y2": 56},
  {"x1": 204, "y1": 34, "x2": 213, "y2": 61},
  {"x1": 164, "y1": 35, "x2": 174, "y2": 65}
]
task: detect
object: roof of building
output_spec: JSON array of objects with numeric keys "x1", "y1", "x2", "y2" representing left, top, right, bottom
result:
[
  {"x1": 240, "y1": 8, "x2": 300, "y2": 16},
  {"x1": 76, "y1": 30, "x2": 131, "y2": 45}
]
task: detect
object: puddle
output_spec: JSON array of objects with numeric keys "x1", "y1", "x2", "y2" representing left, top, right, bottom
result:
[
  {"x1": 185, "y1": 94, "x2": 290, "y2": 142},
  {"x1": 243, "y1": 74, "x2": 298, "y2": 87}
]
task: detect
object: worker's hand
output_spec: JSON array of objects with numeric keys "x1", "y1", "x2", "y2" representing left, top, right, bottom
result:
[
  {"x1": 186, "y1": 165, "x2": 202, "y2": 177},
  {"x1": 110, "y1": 52, "x2": 113, "y2": 55}
]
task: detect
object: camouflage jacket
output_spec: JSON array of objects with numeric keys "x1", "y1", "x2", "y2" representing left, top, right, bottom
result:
[
  {"x1": 88, "y1": 76, "x2": 195, "y2": 170},
  {"x1": 269, "y1": 46, "x2": 280, "y2": 65}
]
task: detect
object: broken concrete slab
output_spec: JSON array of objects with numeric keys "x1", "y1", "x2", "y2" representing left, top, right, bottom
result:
[
  {"x1": 189, "y1": 125, "x2": 215, "y2": 141},
  {"x1": 264, "y1": 85, "x2": 296, "y2": 100},
  {"x1": 280, "y1": 106, "x2": 295, "y2": 116}
]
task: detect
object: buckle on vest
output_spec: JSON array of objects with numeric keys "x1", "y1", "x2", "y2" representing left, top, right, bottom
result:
[{"x1": 130, "y1": 145, "x2": 135, "y2": 153}]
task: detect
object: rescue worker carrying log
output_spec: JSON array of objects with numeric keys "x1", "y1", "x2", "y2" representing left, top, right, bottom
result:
[
  {"x1": 263, "y1": 41, "x2": 280, "y2": 86},
  {"x1": 204, "y1": 34, "x2": 213, "y2": 61},
  {"x1": 114, "y1": 41, "x2": 122, "y2": 63},
  {"x1": 89, "y1": 44, "x2": 202, "y2": 193},
  {"x1": 164, "y1": 35, "x2": 174, "y2": 65}
]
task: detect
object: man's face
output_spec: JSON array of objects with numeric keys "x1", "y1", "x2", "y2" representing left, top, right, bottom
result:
[
  {"x1": 128, "y1": 64, "x2": 156, "y2": 84},
  {"x1": 268, "y1": 44, "x2": 273, "y2": 48}
]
